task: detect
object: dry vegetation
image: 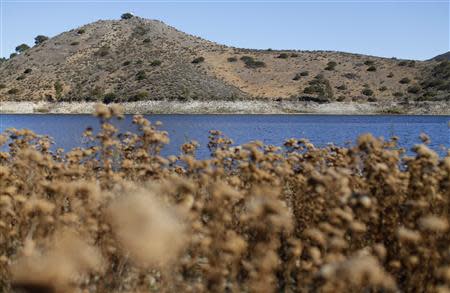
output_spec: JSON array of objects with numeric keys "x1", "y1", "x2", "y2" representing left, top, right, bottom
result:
[{"x1": 0, "y1": 105, "x2": 449, "y2": 292}]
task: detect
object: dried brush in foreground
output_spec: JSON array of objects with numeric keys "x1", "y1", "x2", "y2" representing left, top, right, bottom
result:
[{"x1": 0, "y1": 105, "x2": 449, "y2": 292}]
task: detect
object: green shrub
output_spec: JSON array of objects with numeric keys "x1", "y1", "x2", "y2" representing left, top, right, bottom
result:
[
  {"x1": 227, "y1": 57, "x2": 238, "y2": 62},
  {"x1": 54, "y1": 81, "x2": 63, "y2": 99},
  {"x1": 143, "y1": 38, "x2": 151, "y2": 43},
  {"x1": 34, "y1": 35, "x2": 49, "y2": 45},
  {"x1": 364, "y1": 60, "x2": 375, "y2": 66},
  {"x1": 77, "y1": 29, "x2": 86, "y2": 35},
  {"x1": 325, "y1": 61, "x2": 337, "y2": 71},
  {"x1": 192, "y1": 57, "x2": 205, "y2": 64},
  {"x1": 135, "y1": 70, "x2": 147, "y2": 81},
  {"x1": 70, "y1": 41, "x2": 80, "y2": 46},
  {"x1": 9, "y1": 53, "x2": 17, "y2": 59},
  {"x1": 407, "y1": 60, "x2": 416, "y2": 68},
  {"x1": 399, "y1": 77, "x2": 411, "y2": 84},
  {"x1": 421, "y1": 61, "x2": 450, "y2": 92},
  {"x1": 103, "y1": 93, "x2": 118, "y2": 104},
  {"x1": 130, "y1": 91, "x2": 149, "y2": 101},
  {"x1": 393, "y1": 91, "x2": 404, "y2": 97},
  {"x1": 362, "y1": 88, "x2": 374, "y2": 96},
  {"x1": 407, "y1": 85, "x2": 421, "y2": 94},
  {"x1": 387, "y1": 72, "x2": 394, "y2": 78},
  {"x1": 303, "y1": 74, "x2": 333, "y2": 100},
  {"x1": 240, "y1": 56, "x2": 266, "y2": 69},
  {"x1": 277, "y1": 53, "x2": 289, "y2": 59},
  {"x1": 16, "y1": 75, "x2": 26, "y2": 81},
  {"x1": 290, "y1": 53, "x2": 299, "y2": 57},
  {"x1": 398, "y1": 61, "x2": 408, "y2": 66},
  {"x1": 7, "y1": 88, "x2": 19, "y2": 95},
  {"x1": 293, "y1": 74, "x2": 302, "y2": 81},
  {"x1": 367, "y1": 65, "x2": 377, "y2": 72},
  {"x1": 24, "y1": 68, "x2": 32, "y2": 74},
  {"x1": 15, "y1": 43, "x2": 30, "y2": 53},
  {"x1": 336, "y1": 84, "x2": 347, "y2": 91},
  {"x1": 122, "y1": 61, "x2": 131, "y2": 66},
  {"x1": 151, "y1": 60, "x2": 162, "y2": 66},
  {"x1": 379, "y1": 86, "x2": 388, "y2": 92},
  {"x1": 368, "y1": 97, "x2": 377, "y2": 102},
  {"x1": 121, "y1": 13, "x2": 134, "y2": 20}
]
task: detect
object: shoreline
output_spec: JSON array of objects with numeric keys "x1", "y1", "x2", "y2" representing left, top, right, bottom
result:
[{"x1": 1, "y1": 100, "x2": 449, "y2": 115}]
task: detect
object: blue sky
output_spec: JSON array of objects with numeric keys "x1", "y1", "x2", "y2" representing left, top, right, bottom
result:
[{"x1": 0, "y1": 0, "x2": 448, "y2": 60}]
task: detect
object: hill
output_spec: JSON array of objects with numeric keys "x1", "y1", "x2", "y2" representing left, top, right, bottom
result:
[
  {"x1": 0, "y1": 16, "x2": 449, "y2": 108},
  {"x1": 430, "y1": 51, "x2": 450, "y2": 61}
]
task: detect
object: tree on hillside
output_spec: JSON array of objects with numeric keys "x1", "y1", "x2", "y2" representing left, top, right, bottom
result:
[
  {"x1": 15, "y1": 44, "x2": 30, "y2": 53},
  {"x1": 121, "y1": 12, "x2": 134, "y2": 20},
  {"x1": 34, "y1": 35, "x2": 49, "y2": 45}
]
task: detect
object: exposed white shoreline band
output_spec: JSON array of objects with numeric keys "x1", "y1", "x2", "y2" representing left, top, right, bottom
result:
[{"x1": 1, "y1": 101, "x2": 449, "y2": 115}]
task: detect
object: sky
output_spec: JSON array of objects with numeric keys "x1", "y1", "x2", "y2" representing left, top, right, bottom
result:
[{"x1": 0, "y1": 0, "x2": 448, "y2": 60}]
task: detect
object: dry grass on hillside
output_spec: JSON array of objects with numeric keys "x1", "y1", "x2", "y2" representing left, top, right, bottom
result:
[
  {"x1": 0, "y1": 17, "x2": 448, "y2": 104},
  {"x1": 0, "y1": 105, "x2": 450, "y2": 292}
]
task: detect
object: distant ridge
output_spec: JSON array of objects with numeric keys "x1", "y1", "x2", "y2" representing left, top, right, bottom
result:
[
  {"x1": 0, "y1": 15, "x2": 449, "y2": 104},
  {"x1": 430, "y1": 51, "x2": 450, "y2": 61}
]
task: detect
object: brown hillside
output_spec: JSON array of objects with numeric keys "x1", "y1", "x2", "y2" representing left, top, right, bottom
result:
[{"x1": 0, "y1": 16, "x2": 449, "y2": 104}]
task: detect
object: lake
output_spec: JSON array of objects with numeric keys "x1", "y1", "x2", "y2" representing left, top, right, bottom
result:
[{"x1": 1, "y1": 114, "x2": 449, "y2": 158}]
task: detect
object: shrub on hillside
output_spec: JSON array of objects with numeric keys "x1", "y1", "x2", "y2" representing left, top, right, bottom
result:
[
  {"x1": 143, "y1": 38, "x2": 151, "y2": 43},
  {"x1": 7, "y1": 88, "x2": 19, "y2": 94},
  {"x1": 122, "y1": 61, "x2": 131, "y2": 66},
  {"x1": 387, "y1": 72, "x2": 394, "y2": 78},
  {"x1": 277, "y1": 53, "x2": 289, "y2": 59},
  {"x1": 103, "y1": 92, "x2": 118, "y2": 104},
  {"x1": 16, "y1": 75, "x2": 26, "y2": 81},
  {"x1": 407, "y1": 85, "x2": 421, "y2": 94},
  {"x1": 227, "y1": 57, "x2": 238, "y2": 62},
  {"x1": 0, "y1": 84, "x2": 6, "y2": 89},
  {"x1": 192, "y1": 57, "x2": 205, "y2": 64},
  {"x1": 121, "y1": 12, "x2": 134, "y2": 20},
  {"x1": 399, "y1": 77, "x2": 411, "y2": 84},
  {"x1": 393, "y1": 91, "x2": 404, "y2": 97},
  {"x1": 379, "y1": 86, "x2": 388, "y2": 92},
  {"x1": 24, "y1": 68, "x2": 32, "y2": 74},
  {"x1": 303, "y1": 74, "x2": 333, "y2": 100},
  {"x1": 54, "y1": 81, "x2": 63, "y2": 99},
  {"x1": 34, "y1": 35, "x2": 49, "y2": 45},
  {"x1": 398, "y1": 60, "x2": 408, "y2": 66},
  {"x1": 362, "y1": 88, "x2": 374, "y2": 96},
  {"x1": 151, "y1": 60, "x2": 162, "y2": 66},
  {"x1": 96, "y1": 46, "x2": 110, "y2": 57},
  {"x1": 15, "y1": 44, "x2": 30, "y2": 53},
  {"x1": 77, "y1": 29, "x2": 86, "y2": 35},
  {"x1": 367, "y1": 65, "x2": 377, "y2": 72},
  {"x1": 325, "y1": 61, "x2": 337, "y2": 71},
  {"x1": 364, "y1": 60, "x2": 375, "y2": 66},
  {"x1": 71, "y1": 41, "x2": 80, "y2": 46},
  {"x1": 136, "y1": 70, "x2": 147, "y2": 81},
  {"x1": 130, "y1": 91, "x2": 149, "y2": 101},
  {"x1": 240, "y1": 56, "x2": 266, "y2": 69},
  {"x1": 9, "y1": 53, "x2": 17, "y2": 59},
  {"x1": 300, "y1": 71, "x2": 309, "y2": 76},
  {"x1": 336, "y1": 84, "x2": 347, "y2": 91}
]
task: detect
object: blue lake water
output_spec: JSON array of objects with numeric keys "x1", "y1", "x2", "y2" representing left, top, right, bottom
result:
[{"x1": 1, "y1": 114, "x2": 449, "y2": 158}]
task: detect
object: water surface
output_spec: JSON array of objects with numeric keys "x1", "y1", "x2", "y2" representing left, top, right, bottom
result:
[{"x1": 1, "y1": 114, "x2": 449, "y2": 157}]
